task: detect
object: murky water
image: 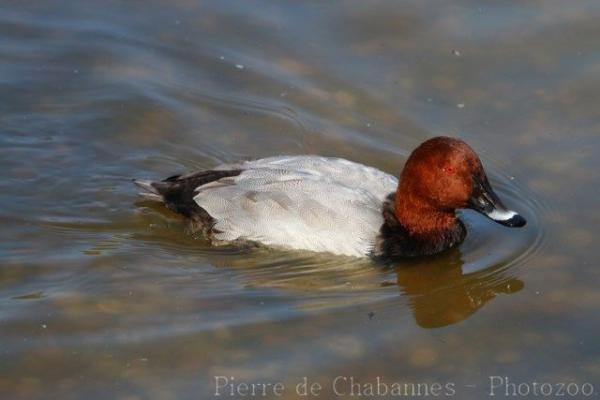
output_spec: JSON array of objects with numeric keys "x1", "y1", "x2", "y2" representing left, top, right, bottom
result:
[{"x1": 1, "y1": 1, "x2": 599, "y2": 399}]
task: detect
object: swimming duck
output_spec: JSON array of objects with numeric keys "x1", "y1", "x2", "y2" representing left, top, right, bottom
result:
[{"x1": 135, "y1": 136, "x2": 525, "y2": 258}]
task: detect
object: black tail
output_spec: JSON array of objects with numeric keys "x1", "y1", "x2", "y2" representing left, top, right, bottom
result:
[
  {"x1": 134, "y1": 179, "x2": 163, "y2": 201},
  {"x1": 134, "y1": 169, "x2": 242, "y2": 219}
]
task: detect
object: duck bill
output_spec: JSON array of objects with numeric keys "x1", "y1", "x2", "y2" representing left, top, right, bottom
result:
[{"x1": 468, "y1": 175, "x2": 526, "y2": 228}]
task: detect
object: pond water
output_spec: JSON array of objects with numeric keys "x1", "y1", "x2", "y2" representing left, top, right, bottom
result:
[{"x1": 1, "y1": 1, "x2": 599, "y2": 399}]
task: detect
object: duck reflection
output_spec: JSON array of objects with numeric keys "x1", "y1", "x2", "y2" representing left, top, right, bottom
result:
[
  {"x1": 391, "y1": 249, "x2": 523, "y2": 328},
  {"x1": 132, "y1": 202, "x2": 523, "y2": 329}
]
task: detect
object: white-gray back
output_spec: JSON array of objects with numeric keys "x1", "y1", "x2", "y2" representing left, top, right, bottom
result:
[{"x1": 193, "y1": 156, "x2": 398, "y2": 257}]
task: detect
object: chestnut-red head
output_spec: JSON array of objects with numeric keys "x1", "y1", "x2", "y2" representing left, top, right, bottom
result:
[{"x1": 395, "y1": 136, "x2": 525, "y2": 236}]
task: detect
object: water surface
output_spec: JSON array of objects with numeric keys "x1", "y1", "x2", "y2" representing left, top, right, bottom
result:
[{"x1": 1, "y1": 1, "x2": 599, "y2": 399}]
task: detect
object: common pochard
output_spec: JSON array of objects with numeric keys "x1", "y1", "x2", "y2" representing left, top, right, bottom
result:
[{"x1": 135, "y1": 136, "x2": 526, "y2": 258}]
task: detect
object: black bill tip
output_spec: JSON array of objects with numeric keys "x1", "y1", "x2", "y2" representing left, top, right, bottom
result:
[
  {"x1": 498, "y1": 213, "x2": 527, "y2": 228},
  {"x1": 469, "y1": 174, "x2": 527, "y2": 229}
]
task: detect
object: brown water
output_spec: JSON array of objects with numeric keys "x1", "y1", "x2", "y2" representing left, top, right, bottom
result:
[{"x1": 1, "y1": 1, "x2": 599, "y2": 399}]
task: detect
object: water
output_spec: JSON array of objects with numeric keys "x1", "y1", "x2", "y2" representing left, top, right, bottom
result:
[{"x1": 1, "y1": 1, "x2": 598, "y2": 399}]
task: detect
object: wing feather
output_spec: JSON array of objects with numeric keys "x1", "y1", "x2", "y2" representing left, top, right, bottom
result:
[{"x1": 194, "y1": 156, "x2": 398, "y2": 256}]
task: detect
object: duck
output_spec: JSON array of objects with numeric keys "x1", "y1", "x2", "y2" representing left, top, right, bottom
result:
[{"x1": 135, "y1": 136, "x2": 526, "y2": 258}]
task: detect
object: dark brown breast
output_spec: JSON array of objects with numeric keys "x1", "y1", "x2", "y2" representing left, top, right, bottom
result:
[{"x1": 372, "y1": 193, "x2": 466, "y2": 259}]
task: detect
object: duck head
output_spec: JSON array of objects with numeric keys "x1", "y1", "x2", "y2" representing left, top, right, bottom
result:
[{"x1": 395, "y1": 136, "x2": 526, "y2": 237}]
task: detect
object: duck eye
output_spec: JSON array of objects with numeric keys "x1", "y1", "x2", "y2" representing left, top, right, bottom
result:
[{"x1": 443, "y1": 165, "x2": 455, "y2": 174}]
